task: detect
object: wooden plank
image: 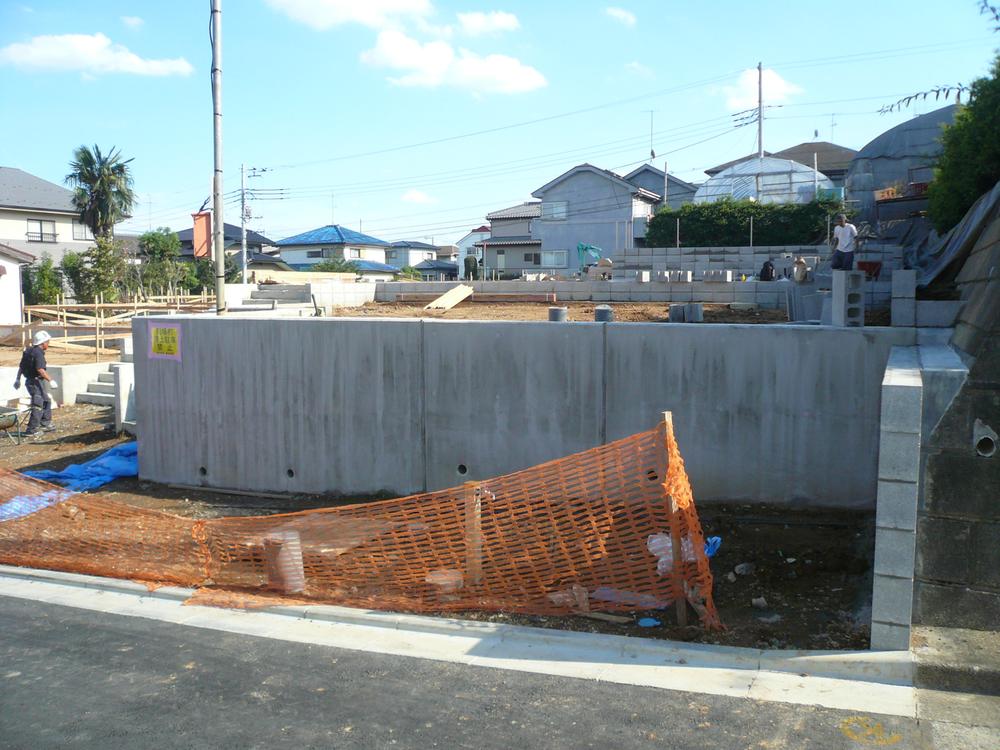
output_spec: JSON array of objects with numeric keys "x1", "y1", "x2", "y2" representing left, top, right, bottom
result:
[
  {"x1": 399, "y1": 292, "x2": 557, "y2": 304},
  {"x1": 423, "y1": 284, "x2": 474, "y2": 311},
  {"x1": 464, "y1": 482, "x2": 483, "y2": 588}
]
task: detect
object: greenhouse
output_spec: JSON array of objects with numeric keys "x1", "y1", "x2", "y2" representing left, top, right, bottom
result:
[{"x1": 693, "y1": 156, "x2": 834, "y2": 205}]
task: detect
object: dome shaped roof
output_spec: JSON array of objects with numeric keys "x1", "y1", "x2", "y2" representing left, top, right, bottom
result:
[{"x1": 694, "y1": 156, "x2": 834, "y2": 205}]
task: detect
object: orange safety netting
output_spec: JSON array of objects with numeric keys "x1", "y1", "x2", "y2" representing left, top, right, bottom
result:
[{"x1": 0, "y1": 415, "x2": 720, "y2": 627}]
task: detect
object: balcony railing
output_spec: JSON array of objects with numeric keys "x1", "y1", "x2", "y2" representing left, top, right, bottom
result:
[{"x1": 26, "y1": 232, "x2": 57, "y2": 243}]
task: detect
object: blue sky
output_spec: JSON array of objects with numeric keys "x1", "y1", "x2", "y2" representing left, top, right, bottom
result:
[{"x1": 1, "y1": 1, "x2": 997, "y2": 244}]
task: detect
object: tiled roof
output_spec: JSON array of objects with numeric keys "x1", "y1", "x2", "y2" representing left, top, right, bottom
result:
[
  {"x1": 177, "y1": 222, "x2": 275, "y2": 246},
  {"x1": 276, "y1": 224, "x2": 389, "y2": 247},
  {"x1": 706, "y1": 141, "x2": 858, "y2": 176},
  {"x1": 474, "y1": 236, "x2": 541, "y2": 247},
  {"x1": 486, "y1": 202, "x2": 541, "y2": 220},
  {"x1": 414, "y1": 259, "x2": 458, "y2": 272},
  {"x1": 354, "y1": 260, "x2": 400, "y2": 272},
  {"x1": 0, "y1": 167, "x2": 77, "y2": 213},
  {"x1": 0, "y1": 242, "x2": 35, "y2": 264},
  {"x1": 390, "y1": 240, "x2": 438, "y2": 250}
]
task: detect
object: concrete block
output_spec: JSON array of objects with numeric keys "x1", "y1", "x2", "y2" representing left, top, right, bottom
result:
[
  {"x1": 874, "y1": 527, "x2": 916, "y2": 578},
  {"x1": 668, "y1": 304, "x2": 686, "y2": 322},
  {"x1": 891, "y1": 269, "x2": 916, "y2": 298},
  {"x1": 635, "y1": 271, "x2": 650, "y2": 283},
  {"x1": 871, "y1": 573, "x2": 914, "y2": 626},
  {"x1": 629, "y1": 291, "x2": 653, "y2": 302},
  {"x1": 610, "y1": 292, "x2": 630, "y2": 302},
  {"x1": 915, "y1": 517, "x2": 971, "y2": 584},
  {"x1": 971, "y1": 522, "x2": 1000, "y2": 589},
  {"x1": 880, "y1": 382, "x2": 922, "y2": 434},
  {"x1": 592, "y1": 292, "x2": 611, "y2": 301},
  {"x1": 832, "y1": 270, "x2": 865, "y2": 327},
  {"x1": 891, "y1": 298, "x2": 916, "y2": 327},
  {"x1": 877, "y1": 430, "x2": 921, "y2": 482},
  {"x1": 875, "y1": 480, "x2": 918, "y2": 531}
]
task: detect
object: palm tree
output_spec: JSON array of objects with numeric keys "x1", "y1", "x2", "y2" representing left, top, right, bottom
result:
[{"x1": 65, "y1": 145, "x2": 136, "y2": 239}]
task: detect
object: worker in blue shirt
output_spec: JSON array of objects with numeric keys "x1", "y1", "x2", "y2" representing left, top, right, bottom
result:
[{"x1": 14, "y1": 330, "x2": 59, "y2": 437}]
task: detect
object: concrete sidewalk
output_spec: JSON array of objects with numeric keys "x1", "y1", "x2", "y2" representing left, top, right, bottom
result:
[{"x1": 1, "y1": 567, "x2": 999, "y2": 749}]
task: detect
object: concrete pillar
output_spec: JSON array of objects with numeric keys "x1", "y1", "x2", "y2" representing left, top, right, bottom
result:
[
  {"x1": 594, "y1": 305, "x2": 614, "y2": 322},
  {"x1": 668, "y1": 304, "x2": 686, "y2": 323},
  {"x1": 684, "y1": 303, "x2": 703, "y2": 323},
  {"x1": 548, "y1": 307, "x2": 568, "y2": 322},
  {"x1": 871, "y1": 348, "x2": 922, "y2": 650}
]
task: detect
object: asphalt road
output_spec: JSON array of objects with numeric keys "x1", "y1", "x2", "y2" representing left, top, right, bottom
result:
[{"x1": 0, "y1": 596, "x2": 991, "y2": 750}]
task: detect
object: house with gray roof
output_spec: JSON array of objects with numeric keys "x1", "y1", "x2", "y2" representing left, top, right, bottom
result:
[
  {"x1": 475, "y1": 163, "x2": 666, "y2": 277},
  {"x1": 622, "y1": 164, "x2": 698, "y2": 207},
  {"x1": 386, "y1": 240, "x2": 438, "y2": 269},
  {"x1": 0, "y1": 243, "x2": 34, "y2": 325},
  {"x1": 175, "y1": 222, "x2": 277, "y2": 259},
  {"x1": 0, "y1": 166, "x2": 97, "y2": 264}
]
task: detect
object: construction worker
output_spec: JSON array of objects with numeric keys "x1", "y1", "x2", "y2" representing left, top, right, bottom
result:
[{"x1": 14, "y1": 330, "x2": 58, "y2": 437}]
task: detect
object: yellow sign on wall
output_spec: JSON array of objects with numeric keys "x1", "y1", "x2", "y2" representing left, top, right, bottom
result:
[{"x1": 149, "y1": 324, "x2": 182, "y2": 361}]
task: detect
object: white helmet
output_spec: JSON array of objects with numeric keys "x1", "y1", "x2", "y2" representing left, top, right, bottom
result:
[{"x1": 33, "y1": 330, "x2": 51, "y2": 346}]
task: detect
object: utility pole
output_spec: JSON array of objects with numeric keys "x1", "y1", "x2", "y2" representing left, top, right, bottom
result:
[
  {"x1": 662, "y1": 160, "x2": 669, "y2": 210},
  {"x1": 240, "y1": 163, "x2": 247, "y2": 283},
  {"x1": 211, "y1": 0, "x2": 226, "y2": 314},
  {"x1": 644, "y1": 110, "x2": 655, "y2": 160}
]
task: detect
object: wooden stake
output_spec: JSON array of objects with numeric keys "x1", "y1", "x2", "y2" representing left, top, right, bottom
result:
[{"x1": 464, "y1": 481, "x2": 484, "y2": 588}]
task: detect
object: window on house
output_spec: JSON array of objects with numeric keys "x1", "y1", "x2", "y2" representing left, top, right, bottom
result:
[
  {"x1": 425, "y1": 252, "x2": 434, "y2": 260},
  {"x1": 348, "y1": 248, "x2": 361, "y2": 259},
  {"x1": 541, "y1": 201, "x2": 568, "y2": 220},
  {"x1": 307, "y1": 250, "x2": 323, "y2": 258},
  {"x1": 542, "y1": 250, "x2": 568, "y2": 267},
  {"x1": 26, "y1": 219, "x2": 56, "y2": 243},
  {"x1": 72, "y1": 221, "x2": 93, "y2": 241},
  {"x1": 386, "y1": 250, "x2": 397, "y2": 260},
  {"x1": 523, "y1": 252, "x2": 541, "y2": 265},
  {"x1": 908, "y1": 166, "x2": 934, "y2": 183}
]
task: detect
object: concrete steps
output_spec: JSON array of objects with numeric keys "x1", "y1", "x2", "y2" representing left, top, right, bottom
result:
[
  {"x1": 913, "y1": 626, "x2": 1000, "y2": 697},
  {"x1": 75, "y1": 365, "x2": 116, "y2": 407}
]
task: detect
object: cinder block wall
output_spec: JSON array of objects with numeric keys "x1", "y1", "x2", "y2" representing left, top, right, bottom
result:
[{"x1": 133, "y1": 316, "x2": 915, "y2": 507}]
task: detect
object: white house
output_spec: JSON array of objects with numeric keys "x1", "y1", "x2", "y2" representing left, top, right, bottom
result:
[
  {"x1": 0, "y1": 243, "x2": 33, "y2": 325},
  {"x1": 455, "y1": 225, "x2": 489, "y2": 279},
  {"x1": 276, "y1": 224, "x2": 391, "y2": 270},
  {"x1": 0, "y1": 167, "x2": 95, "y2": 265}
]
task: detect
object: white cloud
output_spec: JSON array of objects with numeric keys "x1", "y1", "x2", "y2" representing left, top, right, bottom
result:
[
  {"x1": 121, "y1": 16, "x2": 144, "y2": 28},
  {"x1": 0, "y1": 33, "x2": 193, "y2": 76},
  {"x1": 605, "y1": 7, "x2": 636, "y2": 27},
  {"x1": 624, "y1": 60, "x2": 652, "y2": 78},
  {"x1": 362, "y1": 30, "x2": 546, "y2": 94},
  {"x1": 401, "y1": 189, "x2": 436, "y2": 204},
  {"x1": 721, "y1": 67, "x2": 802, "y2": 110},
  {"x1": 264, "y1": 0, "x2": 432, "y2": 30},
  {"x1": 457, "y1": 11, "x2": 519, "y2": 36}
]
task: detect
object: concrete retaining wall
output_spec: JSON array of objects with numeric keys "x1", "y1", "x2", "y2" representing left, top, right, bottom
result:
[
  {"x1": 375, "y1": 279, "x2": 891, "y2": 309},
  {"x1": 133, "y1": 316, "x2": 916, "y2": 507}
]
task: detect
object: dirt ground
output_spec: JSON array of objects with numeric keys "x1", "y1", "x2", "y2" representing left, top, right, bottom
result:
[
  {"x1": 0, "y1": 345, "x2": 121, "y2": 367},
  {"x1": 329, "y1": 301, "x2": 789, "y2": 324},
  {"x1": 2, "y1": 405, "x2": 872, "y2": 651}
]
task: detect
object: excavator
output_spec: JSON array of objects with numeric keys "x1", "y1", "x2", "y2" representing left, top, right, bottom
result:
[{"x1": 577, "y1": 242, "x2": 612, "y2": 279}]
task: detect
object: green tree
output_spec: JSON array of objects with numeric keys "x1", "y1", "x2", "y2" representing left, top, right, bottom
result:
[
  {"x1": 927, "y1": 54, "x2": 1000, "y2": 233},
  {"x1": 59, "y1": 238, "x2": 126, "y2": 302},
  {"x1": 311, "y1": 258, "x2": 359, "y2": 273},
  {"x1": 65, "y1": 144, "x2": 136, "y2": 239},
  {"x1": 137, "y1": 227, "x2": 185, "y2": 294},
  {"x1": 21, "y1": 255, "x2": 63, "y2": 305},
  {"x1": 463, "y1": 254, "x2": 480, "y2": 280},
  {"x1": 190, "y1": 254, "x2": 240, "y2": 293},
  {"x1": 399, "y1": 265, "x2": 422, "y2": 280}
]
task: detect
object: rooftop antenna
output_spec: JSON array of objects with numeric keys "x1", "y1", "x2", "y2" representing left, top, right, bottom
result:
[
  {"x1": 643, "y1": 110, "x2": 656, "y2": 160},
  {"x1": 757, "y1": 62, "x2": 764, "y2": 158}
]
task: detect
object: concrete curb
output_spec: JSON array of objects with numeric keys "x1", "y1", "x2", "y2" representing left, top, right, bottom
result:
[{"x1": 0, "y1": 564, "x2": 912, "y2": 686}]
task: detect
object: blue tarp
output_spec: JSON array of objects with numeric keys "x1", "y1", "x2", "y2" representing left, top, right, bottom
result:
[{"x1": 25, "y1": 442, "x2": 138, "y2": 492}]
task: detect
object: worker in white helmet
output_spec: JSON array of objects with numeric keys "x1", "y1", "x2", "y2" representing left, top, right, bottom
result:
[{"x1": 14, "y1": 330, "x2": 59, "y2": 437}]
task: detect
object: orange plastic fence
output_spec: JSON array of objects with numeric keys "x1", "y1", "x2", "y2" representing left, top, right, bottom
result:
[{"x1": 0, "y1": 415, "x2": 720, "y2": 627}]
